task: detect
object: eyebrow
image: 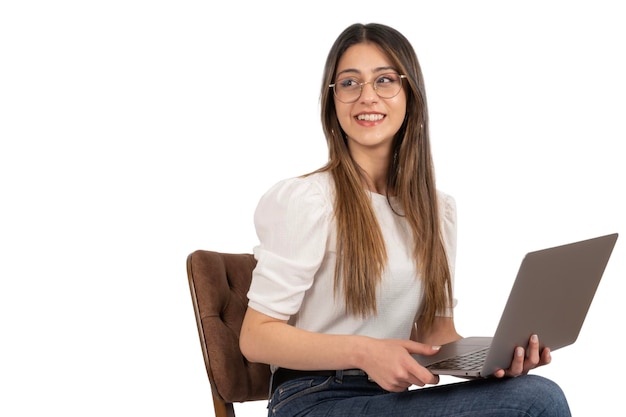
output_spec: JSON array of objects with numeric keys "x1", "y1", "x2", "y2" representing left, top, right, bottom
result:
[{"x1": 335, "y1": 66, "x2": 398, "y2": 78}]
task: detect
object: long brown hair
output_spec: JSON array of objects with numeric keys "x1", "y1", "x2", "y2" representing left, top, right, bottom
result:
[{"x1": 314, "y1": 23, "x2": 453, "y2": 331}]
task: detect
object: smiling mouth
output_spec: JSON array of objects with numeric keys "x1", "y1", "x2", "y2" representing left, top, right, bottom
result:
[{"x1": 356, "y1": 114, "x2": 384, "y2": 121}]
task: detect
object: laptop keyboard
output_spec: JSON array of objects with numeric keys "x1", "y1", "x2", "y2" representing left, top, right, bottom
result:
[{"x1": 426, "y1": 347, "x2": 489, "y2": 371}]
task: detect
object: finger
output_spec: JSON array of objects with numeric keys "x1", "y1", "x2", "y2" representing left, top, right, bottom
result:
[
  {"x1": 404, "y1": 341, "x2": 442, "y2": 356},
  {"x1": 416, "y1": 371, "x2": 439, "y2": 386},
  {"x1": 523, "y1": 334, "x2": 541, "y2": 373},
  {"x1": 506, "y1": 346, "x2": 525, "y2": 376},
  {"x1": 406, "y1": 362, "x2": 440, "y2": 386},
  {"x1": 405, "y1": 372, "x2": 439, "y2": 388},
  {"x1": 402, "y1": 356, "x2": 441, "y2": 387},
  {"x1": 540, "y1": 347, "x2": 552, "y2": 366},
  {"x1": 380, "y1": 369, "x2": 437, "y2": 391}
]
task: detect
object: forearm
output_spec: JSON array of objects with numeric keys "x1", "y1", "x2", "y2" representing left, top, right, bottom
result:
[
  {"x1": 240, "y1": 307, "x2": 368, "y2": 371},
  {"x1": 413, "y1": 316, "x2": 462, "y2": 346}
]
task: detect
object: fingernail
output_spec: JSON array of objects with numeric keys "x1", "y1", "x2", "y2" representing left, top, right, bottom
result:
[
  {"x1": 516, "y1": 347, "x2": 524, "y2": 357},
  {"x1": 531, "y1": 334, "x2": 538, "y2": 343},
  {"x1": 432, "y1": 345, "x2": 441, "y2": 351}
]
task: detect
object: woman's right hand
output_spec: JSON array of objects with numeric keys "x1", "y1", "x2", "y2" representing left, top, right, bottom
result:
[{"x1": 359, "y1": 338, "x2": 441, "y2": 392}]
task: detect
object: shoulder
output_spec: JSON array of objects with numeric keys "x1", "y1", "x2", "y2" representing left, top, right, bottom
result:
[
  {"x1": 254, "y1": 171, "x2": 334, "y2": 226},
  {"x1": 258, "y1": 171, "x2": 334, "y2": 210},
  {"x1": 436, "y1": 190, "x2": 457, "y2": 222}
]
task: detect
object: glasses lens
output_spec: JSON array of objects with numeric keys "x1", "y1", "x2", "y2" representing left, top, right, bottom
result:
[
  {"x1": 333, "y1": 77, "x2": 360, "y2": 103},
  {"x1": 375, "y1": 73, "x2": 403, "y2": 99}
]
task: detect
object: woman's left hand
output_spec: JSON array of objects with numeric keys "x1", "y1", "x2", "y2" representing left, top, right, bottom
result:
[{"x1": 493, "y1": 334, "x2": 552, "y2": 378}]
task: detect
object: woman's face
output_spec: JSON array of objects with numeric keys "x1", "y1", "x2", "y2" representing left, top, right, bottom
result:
[{"x1": 333, "y1": 42, "x2": 407, "y2": 158}]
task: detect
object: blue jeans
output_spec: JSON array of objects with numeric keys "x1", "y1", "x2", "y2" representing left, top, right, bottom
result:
[{"x1": 268, "y1": 373, "x2": 571, "y2": 416}]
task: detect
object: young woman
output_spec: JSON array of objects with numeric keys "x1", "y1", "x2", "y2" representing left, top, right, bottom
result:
[{"x1": 240, "y1": 22, "x2": 571, "y2": 416}]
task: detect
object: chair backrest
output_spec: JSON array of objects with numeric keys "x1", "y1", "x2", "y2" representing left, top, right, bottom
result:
[{"x1": 186, "y1": 250, "x2": 271, "y2": 417}]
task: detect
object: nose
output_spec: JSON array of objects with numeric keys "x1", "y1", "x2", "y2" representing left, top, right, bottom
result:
[{"x1": 360, "y1": 81, "x2": 378, "y2": 102}]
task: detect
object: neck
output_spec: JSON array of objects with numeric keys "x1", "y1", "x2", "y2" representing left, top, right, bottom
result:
[
  {"x1": 354, "y1": 154, "x2": 390, "y2": 195},
  {"x1": 347, "y1": 141, "x2": 392, "y2": 195},
  {"x1": 362, "y1": 173, "x2": 387, "y2": 195}
]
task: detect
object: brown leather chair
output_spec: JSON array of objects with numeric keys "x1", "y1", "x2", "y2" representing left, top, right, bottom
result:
[{"x1": 186, "y1": 250, "x2": 271, "y2": 417}]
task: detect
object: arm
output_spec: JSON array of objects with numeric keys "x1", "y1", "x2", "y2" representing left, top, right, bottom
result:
[
  {"x1": 240, "y1": 307, "x2": 365, "y2": 371},
  {"x1": 240, "y1": 307, "x2": 442, "y2": 392},
  {"x1": 411, "y1": 316, "x2": 463, "y2": 346}
]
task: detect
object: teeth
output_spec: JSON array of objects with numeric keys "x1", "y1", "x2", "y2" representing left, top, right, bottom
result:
[{"x1": 357, "y1": 114, "x2": 384, "y2": 121}]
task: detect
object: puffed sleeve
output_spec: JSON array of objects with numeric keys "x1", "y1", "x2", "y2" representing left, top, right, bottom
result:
[
  {"x1": 247, "y1": 176, "x2": 333, "y2": 320},
  {"x1": 438, "y1": 191, "x2": 458, "y2": 316}
]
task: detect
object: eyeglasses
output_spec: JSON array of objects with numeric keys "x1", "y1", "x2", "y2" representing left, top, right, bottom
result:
[{"x1": 329, "y1": 73, "x2": 407, "y2": 103}]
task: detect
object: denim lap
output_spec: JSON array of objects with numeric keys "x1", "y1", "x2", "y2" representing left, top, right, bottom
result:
[{"x1": 268, "y1": 374, "x2": 571, "y2": 417}]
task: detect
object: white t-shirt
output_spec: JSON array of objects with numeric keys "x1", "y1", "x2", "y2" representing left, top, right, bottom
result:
[{"x1": 247, "y1": 171, "x2": 457, "y2": 340}]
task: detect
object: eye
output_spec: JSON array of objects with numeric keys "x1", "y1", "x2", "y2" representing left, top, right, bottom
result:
[
  {"x1": 376, "y1": 73, "x2": 400, "y2": 85},
  {"x1": 337, "y1": 78, "x2": 359, "y2": 89}
]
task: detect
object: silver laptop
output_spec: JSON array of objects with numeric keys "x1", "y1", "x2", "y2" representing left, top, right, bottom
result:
[{"x1": 413, "y1": 233, "x2": 618, "y2": 377}]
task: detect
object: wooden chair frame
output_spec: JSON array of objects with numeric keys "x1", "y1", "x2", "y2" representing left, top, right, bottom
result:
[{"x1": 186, "y1": 251, "x2": 271, "y2": 417}]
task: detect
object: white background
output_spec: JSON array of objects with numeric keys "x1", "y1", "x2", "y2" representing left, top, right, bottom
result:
[{"x1": 1, "y1": 1, "x2": 624, "y2": 416}]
